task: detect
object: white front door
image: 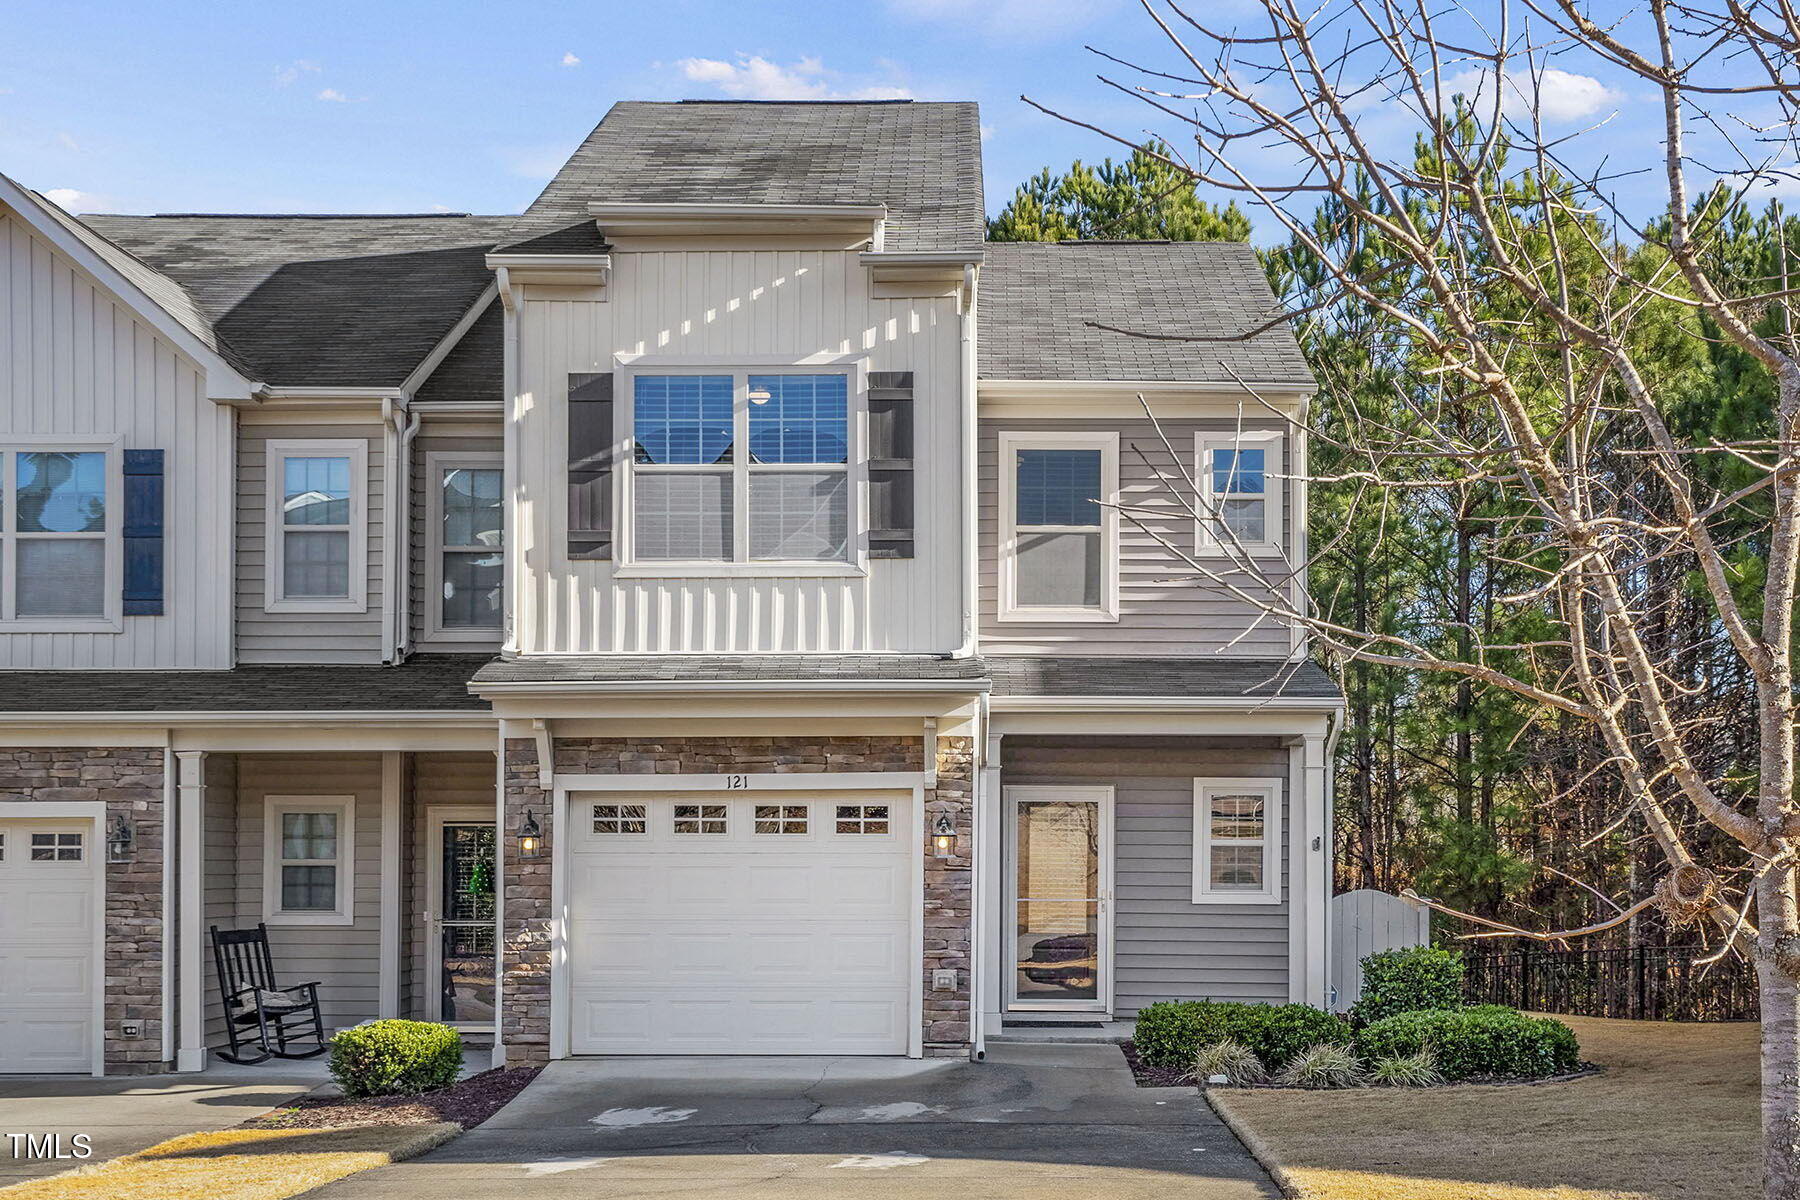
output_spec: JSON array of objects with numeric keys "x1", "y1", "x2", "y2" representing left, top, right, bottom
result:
[
  {"x1": 566, "y1": 791, "x2": 913, "y2": 1055},
  {"x1": 0, "y1": 820, "x2": 98, "y2": 1073},
  {"x1": 1006, "y1": 786, "x2": 1114, "y2": 1013}
]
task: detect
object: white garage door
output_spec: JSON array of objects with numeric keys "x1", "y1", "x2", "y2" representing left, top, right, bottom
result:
[
  {"x1": 567, "y1": 791, "x2": 913, "y2": 1055},
  {"x1": 0, "y1": 820, "x2": 97, "y2": 1073}
]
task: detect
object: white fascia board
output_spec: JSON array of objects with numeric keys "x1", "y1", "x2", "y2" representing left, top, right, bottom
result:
[
  {"x1": 0, "y1": 710, "x2": 494, "y2": 727},
  {"x1": 978, "y1": 379, "x2": 1316, "y2": 402},
  {"x1": 859, "y1": 250, "x2": 986, "y2": 266},
  {"x1": 471, "y1": 679, "x2": 992, "y2": 697},
  {"x1": 401, "y1": 282, "x2": 498, "y2": 395},
  {"x1": 589, "y1": 202, "x2": 888, "y2": 220},
  {"x1": 989, "y1": 695, "x2": 1343, "y2": 712},
  {"x1": 483, "y1": 252, "x2": 612, "y2": 271}
]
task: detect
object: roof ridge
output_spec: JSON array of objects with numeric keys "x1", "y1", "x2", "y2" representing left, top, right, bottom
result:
[{"x1": 134, "y1": 212, "x2": 499, "y2": 220}]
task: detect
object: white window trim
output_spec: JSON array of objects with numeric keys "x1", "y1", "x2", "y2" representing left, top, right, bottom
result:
[
  {"x1": 423, "y1": 450, "x2": 504, "y2": 643},
  {"x1": 1192, "y1": 777, "x2": 1282, "y2": 905},
  {"x1": 0, "y1": 435, "x2": 123, "y2": 633},
  {"x1": 614, "y1": 357, "x2": 869, "y2": 578},
  {"x1": 997, "y1": 429, "x2": 1120, "y2": 624},
  {"x1": 1195, "y1": 430, "x2": 1284, "y2": 558},
  {"x1": 264, "y1": 438, "x2": 369, "y2": 614},
  {"x1": 262, "y1": 795, "x2": 357, "y2": 926}
]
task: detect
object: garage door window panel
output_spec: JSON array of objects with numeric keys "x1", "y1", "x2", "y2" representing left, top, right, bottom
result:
[
  {"x1": 673, "y1": 803, "x2": 728, "y2": 835},
  {"x1": 754, "y1": 805, "x2": 809, "y2": 835},
  {"x1": 593, "y1": 803, "x2": 647, "y2": 835},
  {"x1": 29, "y1": 831, "x2": 84, "y2": 862}
]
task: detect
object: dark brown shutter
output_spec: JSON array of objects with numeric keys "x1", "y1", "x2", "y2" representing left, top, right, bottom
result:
[
  {"x1": 567, "y1": 373, "x2": 614, "y2": 559},
  {"x1": 867, "y1": 370, "x2": 915, "y2": 558}
]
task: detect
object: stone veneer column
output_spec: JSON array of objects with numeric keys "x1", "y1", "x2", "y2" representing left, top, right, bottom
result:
[
  {"x1": 500, "y1": 739, "x2": 553, "y2": 1064},
  {"x1": 0, "y1": 747, "x2": 166, "y2": 1074},
  {"x1": 923, "y1": 736, "x2": 974, "y2": 1054}
]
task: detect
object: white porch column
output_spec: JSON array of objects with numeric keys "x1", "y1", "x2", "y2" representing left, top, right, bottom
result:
[
  {"x1": 175, "y1": 750, "x2": 207, "y2": 1073},
  {"x1": 975, "y1": 728, "x2": 1004, "y2": 1049},
  {"x1": 1301, "y1": 732, "x2": 1330, "y2": 1006},
  {"x1": 378, "y1": 751, "x2": 403, "y2": 1018}
]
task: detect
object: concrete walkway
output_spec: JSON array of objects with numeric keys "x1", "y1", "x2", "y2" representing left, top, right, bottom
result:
[{"x1": 312, "y1": 1044, "x2": 1278, "y2": 1199}]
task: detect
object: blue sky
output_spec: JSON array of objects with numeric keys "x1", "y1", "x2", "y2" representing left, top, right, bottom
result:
[{"x1": 1, "y1": 1, "x2": 1775, "y2": 243}]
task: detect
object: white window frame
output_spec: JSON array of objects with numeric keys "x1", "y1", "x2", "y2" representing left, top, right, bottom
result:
[
  {"x1": 1195, "y1": 430, "x2": 1284, "y2": 557},
  {"x1": 614, "y1": 356, "x2": 868, "y2": 579},
  {"x1": 424, "y1": 450, "x2": 504, "y2": 642},
  {"x1": 264, "y1": 438, "x2": 369, "y2": 614},
  {"x1": 1192, "y1": 777, "x2": 1282, "y2": 905},
  {"x1": 262, "y1": 795, "x2": 356, "y2": 926},
  {"x1": 1004, "y1": 784, "x2": 1115, "y2": 1014},
  {"x1": 998, "y1": 429, "x2": 1120, "y2": 623},
  {"x1": 0, "y1": 436, "x2": 122, "y2": 632}
]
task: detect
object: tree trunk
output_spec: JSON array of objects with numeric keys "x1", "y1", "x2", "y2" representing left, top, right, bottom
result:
[{"x1": 1759, "y1": 867, "x2": 1800, "y2": 1200}]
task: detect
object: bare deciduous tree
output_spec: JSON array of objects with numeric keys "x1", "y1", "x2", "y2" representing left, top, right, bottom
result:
[{"x1": 1028, "y1": 2, "x2": 1800, "y2": 1194}]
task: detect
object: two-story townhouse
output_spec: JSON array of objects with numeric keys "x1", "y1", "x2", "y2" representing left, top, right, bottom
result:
[{"x1": 0, "y1": 99, "x2": 1339, "y2": 1077}]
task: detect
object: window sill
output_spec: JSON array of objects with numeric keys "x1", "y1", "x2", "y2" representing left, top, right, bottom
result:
[
  {"x1": 1192, "y1": 542, "x2": 1285, "y2": 560},
  {"x1": 263, "y1": 909, "x2": 355, "y2": 927},
  {"x1": 1190, "y1": 891, "x2": 1283, "y2": 906},
  {"x1": 0, "y1": 618, "x2": 122, "y2": 634},
  {"x1": 264, "y1": 598, "x2": 369, "y2": 615},
  {"x1": 611, "y1": 561, "x2": 867, "y2": 580},
  {"x1": 996, "y1": 607, "x2": 1121, "y2": 625}
]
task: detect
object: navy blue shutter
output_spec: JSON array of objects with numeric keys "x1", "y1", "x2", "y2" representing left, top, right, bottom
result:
[
  {"x1": 867, "y1": 371, "x2": 915, "y2": 558},
  {"x1": 567, "y1": 373, "x2": 614, "y2": 559},
  {"x1": 121, "y1": 449, "x2": 164, "y2": 615}
]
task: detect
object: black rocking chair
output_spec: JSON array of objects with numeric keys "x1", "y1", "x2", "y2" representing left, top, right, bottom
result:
[{"x1": 210, "y1": 924, "x2": 327, "y2": 1065}]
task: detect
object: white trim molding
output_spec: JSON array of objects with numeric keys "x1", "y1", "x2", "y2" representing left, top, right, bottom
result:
[
  {"x1": 422, "y1": 449, "x2": 505, "y2": 644},
  {"x1": 1192, "y1": 777, "x2": 1283, "y2": 905},
  {"x1": 261, "y1": 795, "x2": 357, "y2": 926},
  {"x1": 996, "y1": 429, "x2": 1121, "y2": 624},
  {"x1": 1195, "y1": 429, "x2": 1285, "y2": 558},
  {"x1": 263, "y1": 438, "x2": 369, "y2": 614},
  {"x1": 0, "y1": 436, "x2": 125, "y2": 633}
]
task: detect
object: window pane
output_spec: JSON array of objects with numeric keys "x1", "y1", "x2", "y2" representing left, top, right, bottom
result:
[
  {"x1": 1210, "y1": 845, "x2": 1265, "y2": 889},
  {"x1": 1016, "y1": 449, "x2": 1101, "y2": 527},
  {"x1": 281, "y1": 811, "x2": 338, "y2": 860},
  {"x1": 16, "y1": 451, "x2": 106, "y2": 533},
  {"x1": 633, "y1": 375, "x2": 734, "y2": 465},
  {"x1": 283, "y1": 457, "x2": 351, "y2": 526},
  {"x1": 283, "y1": 530, "x2": 351, "y2": 597},
  {"x1": 442, "y1": 468, "x2": 503, "y2": 547},
  {"x1": 1221, "y1": 498, "x2": 1266, "y2": 544},
  {"x1": 1211, "y1": 794, "x2": 1266, "y2": 839},
  {"x1": 1015, "y1": 900, "x2": 1099, "y2": 1001},
  {"x1": 748, "y1": 471, "x2": 848, "y2": 560},
  {"x1": 16, "y1": 539, "x2": 105, "y2": 616},
  {"x1": 1211, "y1": 447, "x2": 1266, "y2": 496},
  {"x1": 1016, "y1": 530, "x2": 1100, "y2": 607},
  {"x1": 747, "y1": 374, "x2": 848, "y2": 464},
  {"x1": 633, "y1": 472, "x2": 732, "y2": 561},
  {"x1": 442, "y1": 551, "x2": 503, "y2": 628},
  {"x1": 281, "y1": 865, "x2": 337, "y2": 911}
]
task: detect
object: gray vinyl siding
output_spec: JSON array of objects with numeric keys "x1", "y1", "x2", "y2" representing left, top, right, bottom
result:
[
  {"x1": 409, "y1": 431, "x2": 504, "y2": 654},
  {"x1": 405, "y1": 752, "x2": 498, "y2": 1023},
  {"x1": 979, "y1": 417, "x2": 1295, "y2": 656},
  {"x1": 200, "y1": 753, "x2": 239, "y2": 1048},
  {"x1": 236, "y1": 424, "x2": 385, "y2": 664},
  {"x1": 1002, "y1": 736, "x2": 1291, "y2": 1015}
]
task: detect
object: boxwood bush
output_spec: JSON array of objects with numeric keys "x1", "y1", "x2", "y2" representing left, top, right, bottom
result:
[
  {"x1": 1134, "y1": 1001, "x2": 1349, "y2": 1070},
  {"x1": 1350, "y1": 946, "x2": 1464, "y2": 1024},
  {"x1": 328, "y1": 1019, "x2": 464, "y2": 1097},
  {"x1": 1353, "y1": 1005, "x2": 1578, "y2": 1080}
]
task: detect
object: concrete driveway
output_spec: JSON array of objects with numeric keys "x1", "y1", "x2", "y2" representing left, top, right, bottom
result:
[{"x1": 312, "y1": 1043, "x2": 1278, "y2": 1199}]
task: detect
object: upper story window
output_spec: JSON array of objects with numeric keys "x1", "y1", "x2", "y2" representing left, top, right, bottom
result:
[
  {"x1": 1196, "y1": 431, "x2": 1283, "y2": 556},
  {"x1": 998, "y1": 431, "x2": 1119, "y2": 623},
  {"x1": 0, "y1": 446, "x2": 116, "y2": 627},
  {"x1": 628, "y1": 371, "x2": 851, "y2": 567},
  {"x1": 265, "y1": 439, "x2": 367, "y2": 614},
  {"x1": 427, "y1": 454, "x2": 503, "y2": 638}
]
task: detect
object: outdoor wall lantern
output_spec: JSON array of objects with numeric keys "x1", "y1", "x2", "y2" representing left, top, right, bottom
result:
[
  {"x1": 932, "y1": 812, "x2": 956, "y2": 858},
  {"x1": 106, "y1": 813, "x2": 135, "y2": 863},
  {"x1": 518, "y1": 809, "x2": 544, "y2": 859}
]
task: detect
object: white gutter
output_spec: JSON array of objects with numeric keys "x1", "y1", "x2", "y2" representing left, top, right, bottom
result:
[
  {"x1": 471, "y1": 679, "x2": 992, "y2": 697},
  {"x1": 0, "y1": 711, "x2": 496, "y2": 727},
  {"x1": 957, "y1": 262, "x2": 980, "y2": 657},
  {"x1": 989, "y1": 695, "x2": 1343, "y2": 712}
]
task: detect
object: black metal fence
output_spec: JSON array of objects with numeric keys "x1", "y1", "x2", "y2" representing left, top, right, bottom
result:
[{"x1": 1462, "y1": 944, "x2": 1759, "y2": 1021}]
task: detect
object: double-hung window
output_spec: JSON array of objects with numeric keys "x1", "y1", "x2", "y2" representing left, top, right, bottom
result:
[
  {"x1": 263, "y1": 796, "x2": 355, "y2": 925},
  {"x1": 628, "y1": 371, "x2": 852, "y2": 566},
  {"x1": 428, "y1": 454, "x2": 503, "y2": 637},
  {"x1": 999, "y1": 431, "x2": 1119, "y2": 622},
  {"x1": 1192, "y1": 778, "x2": 1281, "y2": 904},
  {"x1": 1196, "y1": 431, "x2": 1283, "y2": 556},
  {"x1": 0, "y1": 446, "x2": 115, "y2": 624},
  {"x1": 265, "y1": 439, "x2": 367, "y2": 612}
]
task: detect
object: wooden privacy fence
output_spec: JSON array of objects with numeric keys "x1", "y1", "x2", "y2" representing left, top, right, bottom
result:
[
  {"x1": 1328, "y1": 889, "x2": 1433, "y2": 1011},
  {"x1": 1463, "y1": 944, "x2": 1759, "y2": 1021}
]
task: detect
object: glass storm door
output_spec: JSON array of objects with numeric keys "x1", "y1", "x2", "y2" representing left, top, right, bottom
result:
[
  {"x1": 1009, "y1": 788, "x2": 1111, "y2": 1011},
  {"x1": 434, "y1": 820, "x2": 497, "y2": 1027}
]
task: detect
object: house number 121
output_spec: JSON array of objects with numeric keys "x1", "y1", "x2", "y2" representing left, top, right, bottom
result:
[{"x1": 724, "y1": 775, "x2": 748, "y2": 789}]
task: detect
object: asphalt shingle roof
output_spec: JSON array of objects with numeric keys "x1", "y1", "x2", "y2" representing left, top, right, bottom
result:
[
  {"x1": 413, "y1": 299, "x2": 503, "y2": 404},
  {"x1": 80, "y1": 214, "x2": 515, "y2": 388},
  {"x1": 0, "y1": 656, "x2": 494, "y2": 714},
  {"x1": 500, "y1": 101, "x2": 986, "y2": 255},
  {"x1": 987, "y1": 656, "x2": 1339, "y2": 700},
  {"x1": 978, "y1": 241, "x2": 1314, "y2": 386},
  {"x1": 473, "y1": 655, "x2": 991, "y2": 687}
]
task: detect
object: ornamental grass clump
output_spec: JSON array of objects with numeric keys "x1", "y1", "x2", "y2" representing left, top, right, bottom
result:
[
  {"x1": 328, "y1": 1020, "x2": 464, "y2": 1097},
  {"x1": 1273, "y1": 1042, "x2": 1366, "y2": 1089},
  {"x1": 1184, "y1": 1039, "x2": 1267, "y2": 1087},
  {"x1": 1368, "y1": 1046, "x2": 1446, "y2": 1087}
]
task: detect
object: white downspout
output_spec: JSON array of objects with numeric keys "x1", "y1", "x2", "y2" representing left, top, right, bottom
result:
[
  {"x1": 394, "y1": 409, "x2": 422, "y2": 658},
  {"x1": 380, "y1": 399, "x2": 398, "y2": 663},
  {"x1": 956, "y1": 263, "x2": 980, "y2": 657}
]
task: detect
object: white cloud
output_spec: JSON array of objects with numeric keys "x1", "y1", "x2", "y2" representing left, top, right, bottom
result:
[
  {"x1": 316, "y1": 88, "x2": 350, "y2": 103},
  {"x1": 1438, "y1": 66, "x2": 1621, "y2": 124},
  {"x1": 561, "y1": 52, "x2": 581, "y2": 67},
  {"x1": 979, "y1": 123, "x2": 994, "y2": 142},
  {"x1": 274, "y1": 60, "x2": 321, "y2": 87},
  {"x1": 675, "y1": 55, "x2": 911, "y2": 101},
  {"x1": 41, "y1": 188, "x2": 118, "y2": 214},
  {"x1": 55, "y1": 131, "x2": 78, "y2": 151}
]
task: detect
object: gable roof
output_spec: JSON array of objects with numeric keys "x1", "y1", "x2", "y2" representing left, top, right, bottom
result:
[
  {"x1": 978, "y1": 240, "x2": 1314, "y2": 387},
  {"x1": 499, "y1": 100, "x2": 985, "y2": 255},
  {"x1": 81, "y1": 213, "x2": 515, "y2": 388}
]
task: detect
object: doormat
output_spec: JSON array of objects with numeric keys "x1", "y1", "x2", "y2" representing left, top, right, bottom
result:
[{"x1": 1004, "y1": 1021, "x2": 1105, "y2": 1029}]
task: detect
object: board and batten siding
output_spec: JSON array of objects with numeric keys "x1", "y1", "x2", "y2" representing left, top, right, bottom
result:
[
  {"x1": 410, "y1": 429, "x2": 503, "y2": 654},
  {"x1": 1002, "y1": 735, "x2": 1292, "y2": 1014},
  {"x1": 235, "y1": 423, "x2": 385, "y2": 664},
  {"x1": 0, "y1": 211, "x2": 234, "y2": 667},
  {"x1": 979, "y1": 417, "x2": 1295, "y2": 657},
  {"x1": 510, "y1": 249, "x2": 964, "y2": 655}
]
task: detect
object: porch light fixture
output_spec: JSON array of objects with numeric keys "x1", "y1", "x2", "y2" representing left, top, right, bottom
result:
[
  {"x1": 932, "y1": 812, "x2": 956, "y2": 858},
  {"x1": 518, "y1": 809, "x2": 544, "y2": 859},
  {"x1": 106, "y1": 813, "x2": 135, "y2": 863}
]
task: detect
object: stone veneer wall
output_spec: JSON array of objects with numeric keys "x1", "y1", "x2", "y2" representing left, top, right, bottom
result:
[
  {"x1": 0, "y1": 748, "x2": 166, "y2": 1074},
  {"x1": 498, "y1": 735, "x2": 975, "y2": 1062}
]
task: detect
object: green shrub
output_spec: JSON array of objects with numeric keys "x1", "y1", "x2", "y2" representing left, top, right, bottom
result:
[
  {"x1": 1134, "y1": 1000, "x2": 1349, "y2": 1070},
  {"x1": 1350, "y1": 946, "x2": 1464, "y2": 1024},
  {"x1": 1274, "y1": 1042, "x2": 1365, "y2": 1089},
  {"x1": 1368, "y1": 1047, "x2": 1444, "y2": 1087},
  {"x1": 1185, "y1": 1039, "x2": 1267, "y2": 1087},
  {"x1": 1353, "y1": 1006, "x2": 1578, "y2": 1081},
  {"x1": 328, "y1": 1020, "x2": 463, "y2": 1097}
]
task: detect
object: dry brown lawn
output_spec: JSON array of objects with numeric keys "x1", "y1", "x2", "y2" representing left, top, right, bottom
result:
[{"x1": 1210, "y1": 1016, "x2": 1758, "y2": 1200}]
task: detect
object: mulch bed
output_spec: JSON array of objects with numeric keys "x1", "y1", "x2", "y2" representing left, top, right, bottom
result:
[
  {"x1": 1121, "y1": 1041, "x2": 1196, "y2": 1088},
  {"x1": 1120, "y1": 1041, "x2": 1598, "y2": 1090},
  {"x1": 243, "y1": 1066, "x2": 542, "y2": 1131}
]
